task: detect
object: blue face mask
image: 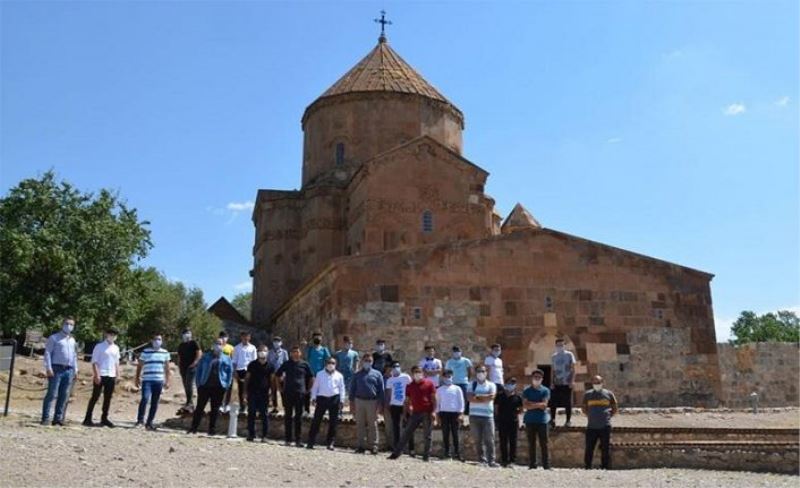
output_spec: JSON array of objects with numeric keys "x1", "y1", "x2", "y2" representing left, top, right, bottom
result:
[
  {"x1": 442, "y1": 378, "x2": 453, "y2": 386},
  {"x1": 362, "y1": 362, "x2": 373, "y2": 371},
  {"x1": 152, "y1": 339, "x2": 162, "y2": 349},
  {"x1": 62, "y1": 322, "x2": 74, "y2": 334},
  {"x1": 452, "y1": 352, "x2": 462, "y2": 359},
  {"x1": 505, "y1": 383, "x2": 516, "y2": 393}
]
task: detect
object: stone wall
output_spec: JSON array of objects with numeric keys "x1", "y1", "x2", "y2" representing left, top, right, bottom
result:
[{"x1": 718, "y1": 342, "x2": 800, "y2": 407}]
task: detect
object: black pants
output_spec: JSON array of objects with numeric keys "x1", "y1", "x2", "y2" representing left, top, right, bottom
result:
[
  {"x1": 307, "y1": 394, "x2": 341, "y2": 447},
  {"x1": 526, "y1": 423, "x2": 549, "y2": 468},
  {"x1": 191, "y1": 385, "x2": 225, "y2": 434},
  {"x1": 393, "y1": 412, "x2": 432, "y2": 458},
  {"x1": 549, "y1": 385, "x2": 572, "y2": 423},
  {"x1": 304, "y1": 391, "x2": 311, "y2": 413},
  {"x1": 284, "y1": 392, "x2": 306, "y2": 443},
  {"x1": 499, "y1": 420, "x2": 519, "y2": 465},
  {"x1": 389, "y1": 405, "x2": 414, "y2": 453},
  {"x1": 247, "y1": 394, "x2": 269, "y2": 438},
  {"x1": 585, "y1": 426, "x2": 611, "y2": 469},
  {"x1": 438, "y1": 411, "x2": 461, "y2": 458},
  {"x1": 236, "y1": 370, "x2": 247, "y2": 408},
  {"x1": 84, "y1": 376, "x2": 115, "y2": 422}
]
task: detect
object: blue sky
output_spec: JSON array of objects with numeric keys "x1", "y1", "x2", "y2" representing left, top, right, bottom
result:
[{"x1": 2, "y1": 1, "x2": 797, "y2": 342}]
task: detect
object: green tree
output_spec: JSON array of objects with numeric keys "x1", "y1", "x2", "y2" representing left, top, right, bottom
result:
[
  {"x1": 730, "y1": 310, "x2": 800, "y2": 345},
  {"x1": 0, "y1": 171, "x2": 151, "y2": 341},
  {"x1": 231, "y1": 291, "x2": 252, "y2": 322}
]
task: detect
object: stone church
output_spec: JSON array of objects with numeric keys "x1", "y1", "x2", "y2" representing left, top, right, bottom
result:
[{"x1": 250, "y1": 33, "x2": 721, "y2": 406}]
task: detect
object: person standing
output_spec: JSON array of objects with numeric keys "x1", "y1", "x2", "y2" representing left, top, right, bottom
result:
[
  {"x1": 484, "y1": 343, "x2": 505, "y2": 386},
  {"x1": 177, "y1": 329, "x2": 201, "y2": 412},
  {"x1": 307, "y1": 357, "x2": 345, "y2": 450},
  {"x1": 267, "y1": 336, "x2": 288, "y2": 413},
  {"x1": 218, "y1": 331, "x2": 234, "y2": 413},
  {"x1": 334, "y1": 336, "x2": 359, "y2": 393},
  {"x1": 135, "y1": 333, "x2": 171, "y2": 430},
  {"x1": 467, "y1": 365, "x2": 498, "y2": 467},
  {"x1": 434, "y1": 369, "x2": 465, "y2": 461},
  {"x1": 275, "y1": 346, "x2": 314, "y2": 446},
  {"x1": 188, "y1": 339, "x2": 233, "y2": 436},
  {"x1": 445, "y1": 346, "x2": 473, "y2": 415},
  {"x1": 583, "y1": 375, "x2": 618, "y2": 470},
  {"x1": 305, "y1": 332, "x2": 331, "y2": 416},
  {"x1": 83, "y1": 328, "x2": 120, "y2": 427},
  {"x1": 419, "y1": 345, "x2": 443, "y2": 387},
  {"x1": 350, "y1": 354, "x2": 384, "y2": 454},
  {"x1": 522, "y1": 370, "x2": 551, "y2": 470},
  {"x1": 384, "y1": 362, "x2": 413, "y2": 455},
  {"x1": 244, "y1": 344, "x2": 273, "y2": 442},
  {"x1": 496, "y1": 377, "x2": 523, "y2": 467},
  {"x1": 231, "y1": 331, "x2": 257, "y2": 415},
  {"x1": 41, "y1": 317, "x2": 78, "y2": 426},
  {"x1": 550, "y1": 338, "x2": 576, "y2": 427},
  {"x1": 388, "y1": 366, "x2": 436, "y2": 461},
  {"x1": 371, "y1": 339, "x2": 393, "y2": 377}
]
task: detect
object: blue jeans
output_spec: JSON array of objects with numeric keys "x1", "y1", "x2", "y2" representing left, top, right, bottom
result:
[
  {"x1": 137, "y1": 381, "x2": 164, "y2": 425},
  {"x1": 41, "y1": 365, "x2": 74, "y2": 422}
]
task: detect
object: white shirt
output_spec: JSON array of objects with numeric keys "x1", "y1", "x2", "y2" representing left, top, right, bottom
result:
[
  {"x1": 311, "y1": 369, "x2": 346, "y2": 401},
  {"x1": 91, "y1": 341, "x2": 120, "y2": 377},
  {"x1": 385, "y1": 374, "x2": 412, "y2": 406},
  {"x1": 484, "y1": 355, "x2": 504, "y2": 385},
  {"x1": 435, "y1": 384, "x2": 465, "y2": 413},
  {"x1": 419, "y1": 357, "x2": 443, "y2": 387},
  {"x1": 233, "y1": 343, "x2": 257, "y2": 371}
]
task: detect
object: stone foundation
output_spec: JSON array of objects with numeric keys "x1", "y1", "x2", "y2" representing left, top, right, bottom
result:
[{"x1": 718, "y1": 343, "x2": 800, "y2": 408}]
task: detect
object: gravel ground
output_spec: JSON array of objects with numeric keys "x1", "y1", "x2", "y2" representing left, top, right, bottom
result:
[{"x1": 0, "y1": 415, "x2": 797, "y2": 488}]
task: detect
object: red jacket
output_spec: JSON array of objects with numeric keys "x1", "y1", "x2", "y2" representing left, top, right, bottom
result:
[{"x1": 406, "y1": 378, "x2": 436, "y2": 413}]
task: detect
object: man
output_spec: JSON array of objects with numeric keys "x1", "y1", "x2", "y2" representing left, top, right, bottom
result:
[
  {"x1": 177, "y1": 329, "x2": 201, "y2": 412},
  {"x1": 305, "y1": 331, "x2": 331, "y2": 416},
  {"x1": 307, "y1": 357, "x2": 345, "y2": 450},
  {"x1": 230, "y1": 331, "x2": 257, "y2": 415},
  {"x1": 484, "y1": 343, "x2": 505, "y2": 386},
  {"x1": 135, "y1": 333, "x2": 171, "y2": 430},
  {"x1": 435, "y1": 369, "x2": 465, "y2": 461},
  {"x1": 371, "y1": 339, "x2": 393, "y2": 377},
  {"x1": 83, "y1": 328, "x2": 120, "y2": 427},
  {"x1": 496, "y1": 377, "x2": 523, "y2": 467},
  {"x1": 467, "y1": 365, "x2": 498, "y2": 467},
  {"x1": 522, "y1": 370, "x2": 551, "y2": 470},
  {"x1": 445, "y1": 346, "x2": 473, "y2": 415},
  {"x1": 384, "y1": 362, "x2": 413, "y2": 455},
  {"x1": 188, "y1": 339, "x2": 233, "y2": 436},
  {"x1": 244, "y1": 344, "x2": 273, "y2": 442},
  {"x1": 350, "y1": 353, "x2": 384, "y2": 454},
  {"x1": 419, "y1": 345, "x2": 443, "y2": 387},
  {"x1": 275, "y1": 346, "x2": 314, "y2": 446},
  {"x1": 388, "y1": 366, "x2": 436, "y2": 461},
  {"x1": 550, "y1": 338, "x2": 576, "y2": 428},
  {"x1": 334, "y1": 336, "x2": 359, "y2": 393},
  {"x1": 267, "y1": 336, "x2": 288, "y2": 413},
  {"x1": 41, "y1": 317, "x2": 78, "y2": 426},
  {"x1": 583, "y1": 375, "x2": 618, "y2": 470}
]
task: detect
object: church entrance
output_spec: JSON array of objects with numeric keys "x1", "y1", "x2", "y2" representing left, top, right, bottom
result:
[{"x1": 537, "y1": 364, "x2": 553, "y2": 389}]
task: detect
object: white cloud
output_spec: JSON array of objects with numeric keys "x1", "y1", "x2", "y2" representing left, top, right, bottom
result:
[
  {"x1": 607, "y1": 137, "x2": 623, "y2": 144},
  {"x1": 227, "y1": 201, "x2": 255, "y2": 212},
  {"x1": 775, "y1": 96, "x2": 790, "y2": 107},
  {"x1": 723, "y1": 103, "x2": 747, "y2": 116},
  {"x1": 233, "y1": 280, "x2": 252, "y2": 292}
]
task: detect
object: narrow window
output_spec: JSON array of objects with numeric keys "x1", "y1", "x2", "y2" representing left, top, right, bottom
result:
[
  {"x1": 335, "y1": 143, "x2": 345, "y2": 166},
  {"x1": 422, "y1": 210, "x2": 433, "y2": 233}
]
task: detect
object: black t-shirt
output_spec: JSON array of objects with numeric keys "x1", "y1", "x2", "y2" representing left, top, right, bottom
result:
[
  {"x1": 496, "y1": 389, "x2": 523, "y2": 423},
  {"x1": 246, "y1": 360, "x2": 274, "y2": 395},
  {"x1": 275, "y1": 359, "x2": 313, "y2": 395},
  {"x1": 177, "y1": 340, "x2": 200, "y2": 370},
  {"x1": 372, "y1": 352, "x2": 393, "y2": 375}
]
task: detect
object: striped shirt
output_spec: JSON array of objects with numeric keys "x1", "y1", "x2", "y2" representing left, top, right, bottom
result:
[{"x1": 139, "y1": 348, "x2": 170, "y2": 382}]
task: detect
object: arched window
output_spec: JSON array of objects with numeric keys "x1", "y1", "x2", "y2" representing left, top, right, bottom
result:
[
  {"x1": 335, "y1": 143, "x2": 345, "y2": 166},
  {"x1": 422, "y1": 210, "x2": 433, "y2": 233}
]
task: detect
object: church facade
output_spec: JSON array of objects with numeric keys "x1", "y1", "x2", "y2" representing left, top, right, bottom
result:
[{"x1": 251, "y1": 35, "x2": 721, "y2": 406}]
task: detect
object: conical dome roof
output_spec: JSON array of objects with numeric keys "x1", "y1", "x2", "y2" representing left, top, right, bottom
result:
[{"x1": 501, "y1": 203, "x2": 541, "y2": 234}]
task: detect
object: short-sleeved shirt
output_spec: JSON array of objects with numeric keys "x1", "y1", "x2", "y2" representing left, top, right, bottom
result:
[
  {"x1": 91, "y1": 341, "x2": 120, "y2": 377},
  {"x1": 177, "y1": 340, "x2": 200, "y2": 370},
  {"x1": 467, "y1": 381, "x2": 497, "y2": 418},
  {"x1": 496, "y1": 389, "x2": 523, "y2": 423},
  {"x1": 372, "y1": 351, "x2": 393, "y2": 375},
  {"x1": 552, "y1": 350, "x2": 576, "y2": 385},
  {"x1": 139, "y1": 348, "x2": 170, "y2": 383},
  {"x1": 335, "y1": 349, "x2": 359, "y2": 376},
  {"x1": 419, "y1": 357, "x2": 443, "y2": 387},
  {"x1": 584, "y1": 389, "x2": 617, "y2": 429},
  {"x1": 385, "y1": 374, "x2": 412, "y2": 406},
  {"x1": 445, "y1": 357, "x2": 473, "y2": 385},
  {"x1": 522, "y1": 385, "x2": 551, "y2": 424},
  {"x1": 306, "y1": 346, "x2": 331, "y2": 374},
  {"x1": 276, "y1": 359, "x2": 313, "y2": 396},
  {"x1": 406, "y1": 379, "x2": 436, "y2": 414},
  {"x1": 246, "y1": 360, "x2": 274, "y2": 396},
  {"x1": 484, "y1": 356, "x2": 504, "y2": 385}
]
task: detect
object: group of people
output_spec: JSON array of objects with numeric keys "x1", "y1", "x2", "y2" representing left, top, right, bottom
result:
[{"x1": 40, "y1": 317, "x2": 618, "y2": 470}]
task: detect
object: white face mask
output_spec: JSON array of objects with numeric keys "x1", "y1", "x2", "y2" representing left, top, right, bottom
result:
[
  {"x1": 62, "y1": 322, "x2": 74, "y2": 334},
  {"x1": 413, "y1": 373, "x2": 424, "y2": 382},
  {"x1": 391, "y1": 367, "x2": 401, "y2": 377},
  {"x1": 555, "y1": 345, "x2": 565, "y2": 353},
  {"x1": 376, "y1": 344, "x2": 385, "y2": 352},
  {"x1": 105, "y1": 335, "x2": 116, "y2": 345},
  {"x1": 325, "y1": 364, "x2": 336, "y2": 372},
  {"x1": 257, "y1": 351, "x2": 267, "y2": 360},
  {"x1": 491, "y1": 349, "x2": 501, "y2": 358},
  {"x1": 452, "y1": 351, "x2": 462, "y2": 359},
  {"x1": 273, "y1": 341, "x2": 282, "y2": 349},
  {"x1": 532, "y1": 379, "x2": 542, "y2": 387},
  {"x1": 182, "y1": 333, "x2": 192, "y2": 342},
  {"x1": 593, "y1": 384, "x2": 603, "y2": 392},
  {"x1": 476, "y1": 372, "x2": 487, "y2": 382}
]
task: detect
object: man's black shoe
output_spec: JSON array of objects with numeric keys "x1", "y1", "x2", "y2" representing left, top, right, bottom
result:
[
  {"x1": 52, "y1": 420, "x2": 64, "y2": 427},
  {"x1": 354, "y1": 448, "x2": 365, "y2": 454},
  {"x1": 101, "y1": 419, "x2": 115, "y2": 428},
  {"x1": 387, "y1": 453, "x2": 400, "y2": 460},
  {"x1": 82, "y1": 419, "x2": 95, "y2": 427}
]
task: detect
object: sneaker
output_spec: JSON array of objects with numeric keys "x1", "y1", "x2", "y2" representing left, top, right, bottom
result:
[
  {"x1": 326, "y1": 443, "x2": 335, "y2": 451},
  {"x1": 101, "y1": 419, "x2": 115, "y2": 428},
  {"x1": 82, "y1": 419, "x2": 95, "y2": 427},
  {"x1": 270, "y1": 408, "x2": 279, "y2": 414},
  {"x1": 40, "y1": 419, "x2": 50, "y2": 426},
  {"x1": 261, "y1": 437, "x2": 268, "y2": 443},
  {"x1": 52, "y1": 420, "x2": 64, "y2": 427},
  {"x1": 370, "y1": 447, "x2": 379, "y2": 455},
  {"x1": 133, "y1": 422, "x2": 144, "y2": 429},
  {"x1": 487, "y1": 462, "x2": 500, "y2": 468},
  {"x1": 223, "y1": 405, "x2": 231, "y2": 414}
]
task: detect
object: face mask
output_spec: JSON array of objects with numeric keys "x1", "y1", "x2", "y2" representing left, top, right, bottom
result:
[
  {"x1": 391, "y1": 367, "x2": 401, "y2": 377},
  {"x1": 476, "y1": 372, "x2": 487, "y2": 382},
  {"x1": 426, "y1": 351, "x2": 434, "y2": 359},
  {"x1": 492, "y1": 349, "x2": 501, "y2": 358},
  {"x1": 413, "y1": 373, "x2": 424, "y2": 382},
  {"x1": 505, "y1": 383, "x2": 516, "y2": 392},
  {"x1": 593, "y1": 384, "x2": 603, "y2": 392},
  {"x1": 452, "y1": 352, "x2": 462, "y2": 359},
  {"x1": 182, "y1": 333, "x2": 192, "y2": 342},
  {"x1": 313, "y1": 338, "x2": 321, "y2": 345},
  {"x1": 442, "y1": 378, "x2": 453, "y2": 386},
  {"x1": 152, "y1": 339, "x2": 162, "y2": 349},
  {"x1": 325, "y1": 364, "x2": 336, "y2": 372},
  {"x1": 362, "y1": 362, "x2": 373, "y2": 371},
  {"x1": 257, "y1": 351, "x2": 267, "y2": 360},
  {"x1": 62, "y1": 323, "x2": 74, "y2": 334},
  {"x1": 273, "y1": 341, "x2": 282, "y2": 349},
  {"x1": 345, "y1": 343, "x2": 353, "y2": 350},
  {"x1": 105, "y1": 335, "x2": 116, "y2": 345},
  {"x1": 555, "y1": 345, "x2": 565, "y2": 353},
  {"x1": 532, "y1": 379, "x2": 542, "y2": 387},
  {"x1": 213, "y1": 345, "x2": 222, "y2": 355},
  {"x1": 376, "y1": 344, "x2": 385, "y2": 352}
]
